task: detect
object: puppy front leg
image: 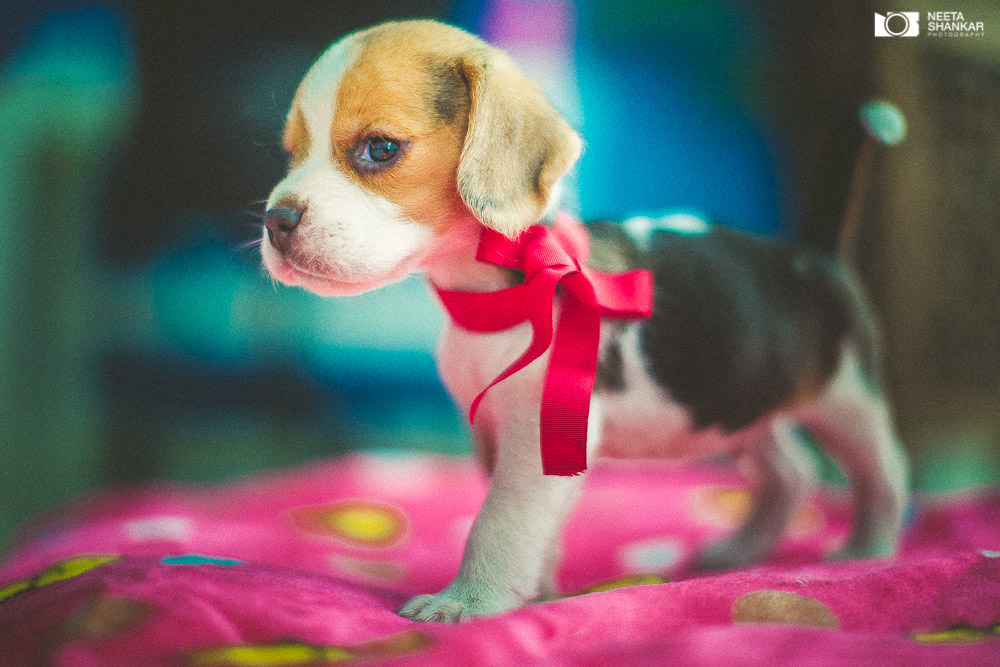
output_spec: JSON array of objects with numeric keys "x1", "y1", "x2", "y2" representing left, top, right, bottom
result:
[{"x1": 399, "y1": 401, "x2": 598, "y2": 622}]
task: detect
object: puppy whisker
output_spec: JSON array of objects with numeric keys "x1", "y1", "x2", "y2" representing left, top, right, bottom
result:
[{"x1": 237, "y1": 237, "x2": 263, "y2": 251}]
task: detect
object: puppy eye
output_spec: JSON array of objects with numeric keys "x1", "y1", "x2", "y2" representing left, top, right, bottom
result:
[{"x1": 359, "y1": 136, "x2": 401, "y2": 164}]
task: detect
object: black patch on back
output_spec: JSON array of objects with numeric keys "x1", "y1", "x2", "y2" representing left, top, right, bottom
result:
[
  {"x1": 588, "y1": 224, "x2": 640, "y2": 394},
  {"x1": 595, "y1": 333, "x2": 626, "y2": 392},
  {"x1": 634, "y1": 226, "x2": 874, "y2": 432},
  {"x1": 587, "y1": 221, "x2": 645, "y2": 273}
]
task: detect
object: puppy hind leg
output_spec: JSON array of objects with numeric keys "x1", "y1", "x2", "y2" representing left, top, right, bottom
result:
[
  {"x1": 804, "y1": 386, "x2": 908, "y2": 560},
  {"x1": 692, "y1": 417, "x2": 816, "y2": 572}
]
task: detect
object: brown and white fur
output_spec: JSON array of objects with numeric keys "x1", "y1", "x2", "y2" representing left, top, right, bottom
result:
[{"x1": 260, "y1": 19, "x2": 908, "y2": 623}]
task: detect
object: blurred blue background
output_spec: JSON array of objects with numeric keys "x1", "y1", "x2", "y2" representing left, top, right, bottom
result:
[{"x1": 2, "y1": 0, "x2": 998, "y2": 546}]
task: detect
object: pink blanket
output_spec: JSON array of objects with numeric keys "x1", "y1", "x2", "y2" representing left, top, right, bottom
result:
[{"x1": 2, "y1": 454, "x2": 999, "y2": 666}]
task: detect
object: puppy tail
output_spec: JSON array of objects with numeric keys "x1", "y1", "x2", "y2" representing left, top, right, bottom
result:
[
  {"x1": 836, "y1": 101, "x2": 907, "y2": 261},
  {"x1": 801, "y1": 101, "x2": 907, "y2": 262}
]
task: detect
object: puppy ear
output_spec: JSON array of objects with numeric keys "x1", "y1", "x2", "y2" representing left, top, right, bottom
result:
[{"x1": 457, "y1": 49, "x2": 582, "y2": 237}]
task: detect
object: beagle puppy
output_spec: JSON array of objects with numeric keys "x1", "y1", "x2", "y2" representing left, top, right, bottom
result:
[{"x1": 260, "y1": 19, "x2": 908, "y2": 623}]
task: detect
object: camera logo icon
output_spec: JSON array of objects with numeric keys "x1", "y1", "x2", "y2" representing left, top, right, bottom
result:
[{"x1": 875, "y1": 12, "x2": 920, "y2": 37}]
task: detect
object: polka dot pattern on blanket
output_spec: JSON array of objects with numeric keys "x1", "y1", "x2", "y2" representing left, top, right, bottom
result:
[{"x1": 2, "y1": 453, "x2": 1000, "y2": 666}]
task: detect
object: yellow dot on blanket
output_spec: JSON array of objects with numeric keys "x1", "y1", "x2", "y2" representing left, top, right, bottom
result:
[
  {"x1": 34, "y1": 555, "x2": 124, "y2": 588},
  {"x1": 189, "y1": 643, "x2": 353, "y2": 666},
  {"x1": 1, "y1": 555, "x2": 124, "y2": 604},
  {"x1": 912, "y1": 625, "x2": 1000, "y2": 644},
  {"x1": 293, "y1": 501, "x2": 407, "y2": 547},
  {"x1": 327, "y1": 505, "x2": 403, "y2": 545},
  {"x1": 0, "y1": 578, "x2": 32, "y2": 603},
  {"x1": 577, "y1": 574, "x2": 670, "y2": 595},
  {"x1": 733, "y1": 590, "x2": 840, "y2": 629},
  {"x1": 188, "y1": 632, "x2": 430, "y2": 666}
]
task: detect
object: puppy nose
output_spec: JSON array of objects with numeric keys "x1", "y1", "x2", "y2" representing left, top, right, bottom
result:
[{"x1": 263, "y1": 206, "x2": 303, "y2": 254}]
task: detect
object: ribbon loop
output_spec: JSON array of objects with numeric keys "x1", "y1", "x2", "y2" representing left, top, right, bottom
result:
[{"x1": 435, "y1": 213, "x2": 653, "y2": 476}]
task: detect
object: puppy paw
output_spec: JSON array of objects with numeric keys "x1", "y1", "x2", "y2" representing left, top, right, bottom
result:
[
  {"x1": 398, "y1": 590, "x2": 517, "y2": 623},
  {"x1": 399, "y1": 594, "x2": 474, "y2": 623},
  {"x1": 828, "y1": 540, "x2": 896, "y2": 562},
  {"x1": 691, "y1": 538, "x2": 767, "y2": 573}
]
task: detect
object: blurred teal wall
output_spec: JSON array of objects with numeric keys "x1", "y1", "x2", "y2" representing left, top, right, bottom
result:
[
  {"x1": 0, "y1": 6, "x2": 466, "y2": 547},
  {"x1": 3, "y1": 1, "x2": 998, "y2": 549},
  {"x1": 0, "y1": 9, "x2": 136, "y2": 542}
]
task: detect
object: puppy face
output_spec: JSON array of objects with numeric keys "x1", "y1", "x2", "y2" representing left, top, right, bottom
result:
[{"x1": 262, "y1": 20, "x2": 582, "y2": 296}]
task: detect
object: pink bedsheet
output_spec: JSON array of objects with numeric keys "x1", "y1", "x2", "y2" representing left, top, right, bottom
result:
[{"x1": 1, "y1": 453, "x2": 999, "y2": 666}]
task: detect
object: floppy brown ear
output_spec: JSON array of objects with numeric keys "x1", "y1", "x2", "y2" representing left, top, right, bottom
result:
[{"x1": 456, "y1": 49, "x2": 582, "y2": 237}]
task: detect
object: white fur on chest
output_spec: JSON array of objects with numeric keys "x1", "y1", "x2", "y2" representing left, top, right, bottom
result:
[{"x1": 436, "y1": 319, "x2": 541, "y2": 419}]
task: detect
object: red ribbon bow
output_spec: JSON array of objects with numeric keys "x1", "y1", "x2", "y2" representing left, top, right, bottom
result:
[{"x1": 434, "y1": 213, "x2": 653, "y2": 476}]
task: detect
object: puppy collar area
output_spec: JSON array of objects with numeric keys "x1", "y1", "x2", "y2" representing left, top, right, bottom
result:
[{"x1": 434, "y1": 213, "x2": 654, "y2": 476}]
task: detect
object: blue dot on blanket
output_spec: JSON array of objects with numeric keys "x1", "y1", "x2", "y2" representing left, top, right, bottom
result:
[
  {"x1": 620, "y1": 537, "x2": 684, "y2": 570},
  {"x1": 161, "y1": 555, "x2": 246, "y2": 566}
]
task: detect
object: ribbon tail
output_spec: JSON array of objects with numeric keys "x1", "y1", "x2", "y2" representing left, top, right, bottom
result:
[
  {"x1": 540, "y1": 273, "x2": 601, "y2": 476},
  {"x1": 467, "y1": 273, "x2": 561, "y2": 426}
]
